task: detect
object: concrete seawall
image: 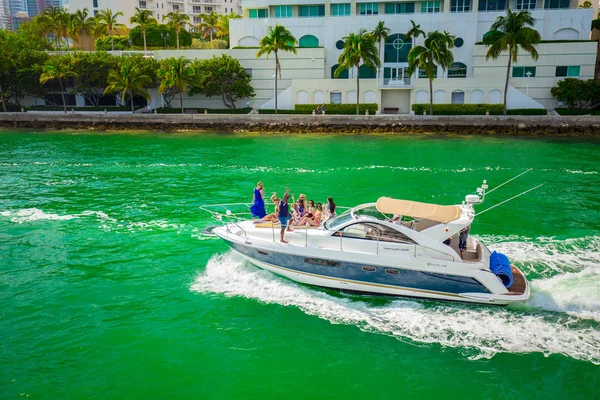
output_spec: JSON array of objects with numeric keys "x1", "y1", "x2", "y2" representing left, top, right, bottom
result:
[{"x1": 1, "y1": 112, "x2": 599, "y2": 135}]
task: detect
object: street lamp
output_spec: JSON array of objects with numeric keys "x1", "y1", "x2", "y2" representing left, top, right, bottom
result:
[{"x1": 525, "y1": 70, "x2": 532, "y2": 107}]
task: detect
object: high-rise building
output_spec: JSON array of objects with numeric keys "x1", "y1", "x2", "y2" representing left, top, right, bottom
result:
[
  {"x1": 0, "y1": 0, "x2": 11, "y2": 30},
  {"x1": 67, "y1": 0, "x2": 242, "y2": 25}
]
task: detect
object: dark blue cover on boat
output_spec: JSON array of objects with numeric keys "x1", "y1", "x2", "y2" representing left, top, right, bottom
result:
[{"x1": 489, "y1": 251, "x2": 514, "y2": 288}]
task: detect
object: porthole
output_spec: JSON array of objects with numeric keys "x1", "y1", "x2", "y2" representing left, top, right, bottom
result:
[
  {"x1": 454, "y1": 37, "x2": 464, "y2": 48},
  {"x1": 362, "y1": 266, "x2": 376, "y2": 272},
  {"x1": 385, "y1": 268, "x2": 399, "y2": 275},
  {"x1": 336, "y1": 40, "x2": 344, "y2": 50}
]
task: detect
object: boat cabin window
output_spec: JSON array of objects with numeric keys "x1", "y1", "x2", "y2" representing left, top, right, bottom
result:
[
  {"x1": 324, "y1": 210, "x2": 353, "y2": 230},
  {"x1": 336, "y1": 223, "x2": 416, "y2": 244}
]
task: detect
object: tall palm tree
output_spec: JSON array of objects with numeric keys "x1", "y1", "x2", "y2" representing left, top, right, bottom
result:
[
  {"x1": 406, "y1": 30, "x2": 455, "y2": 116},
  {"x1": 406, "y1": 20, "x2": 425, "y2": 43},
  {"x1": 371, "y1": 21, "x2": 391, "y2": 80},
  {"x1": 216, "y1": 12, "x2": 241, "y2": 40},
  {"x1": 256, "y1": 24, "x2": 297, "y2": 114},
  {"x1": 158, "y1": 57, "x2": 197, "y2": 114},
  {"x1": 105, "y1": 61, "x2": 152, "y2": 113},
  {"x1": 97, "y1": 8, "x2": 125, "y2": 52},
  {"x1": 484, "y1": 9, "x2": 541, "y2": 115},
  {"x1": 130, "y1": 8, "x2": 157, "y2": 51},
  {"x1": 197, "y1": 11, "x2": 220, "y2": 42},
  {"x1": 163, "y1": 11, "x2": 190, "y2": 49},
  {"x1": 88, "y1": 15, "x2": 107, "y2": 49},
  {"x1": 69, "y1": 8, "x2": 92, "y2": 50},
  {"x1": 41, "y1": 6, "x2": 66, "y2": 51},
  {"x1": 334, "y1": 29, "x2": 380, "y2": 115},
  {"x1": 40, "y1": 57, "x2": 75, "y2": 113}
]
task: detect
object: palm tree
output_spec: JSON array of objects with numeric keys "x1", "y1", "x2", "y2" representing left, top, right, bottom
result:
[
  {"x1": 97, "y1": 8, "x2": 125, "y2": 52},
  {"x1": 406, "y1": 20, "x2": 425, "y2": 43},
  {"x1": 41, "y1": 6, "x2": 66, "y2": 51},
  {"x1": 216, "y1": 12, "x2": 241, "y2": 40},
  {"x1": 88, "y1": 15, "x2": 107, "y2": 49},
  {"x1": 334, "y1": 29, "x2": 380, "y2": 115},
  {"x1": 69, "y1": 8, "x2": 92, "y2": 50},
  {"x1": 130, "y1": 8, "x2": 157, "y2": 51},
  {"x1": 40, "y1": 57, "x2": 75, "y2": 113},
  {"x1": 197, "y1": 11, "x2": 220, "y2": 42},
  {"x1": 163, "y1": 11, "x2": 190, "y2": 49},
  {"x1": 371, "y1": 21, "x2": 391, "y2": 80},
  {"x1": 406, "y1": 30, "x2": 455, "y2": 116},
  {"x1": 256, "y1": 24, "x2": 297, "y2": 114},
  {"x1": 105, "y1": 61, "x2": 152, "y2": 113},
  {"x1": 484, "y1": 9, "x2": 541, "y2": 115},
  {"x1": 158, "y1": 57, "x2": 197, "y2": 114}
]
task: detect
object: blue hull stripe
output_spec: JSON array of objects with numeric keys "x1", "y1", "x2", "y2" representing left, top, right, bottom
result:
[{"x1": 226, "y1": 240, "x2": 490, "y2": 295}]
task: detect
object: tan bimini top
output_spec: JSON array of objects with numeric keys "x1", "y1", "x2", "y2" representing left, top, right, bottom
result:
[{"x1": 376, "y1": 197, "x2": 463, "y2": 224}]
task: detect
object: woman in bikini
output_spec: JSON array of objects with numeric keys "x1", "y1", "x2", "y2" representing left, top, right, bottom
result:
[
  {"x1": 298, "y1": 203, "x2": 324, "y2": 227},
  {"x1": 256, "y1": 193, "x2": 280, "y2": 223}
]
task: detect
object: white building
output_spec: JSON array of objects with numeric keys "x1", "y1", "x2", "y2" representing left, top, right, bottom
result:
[
  {"x1": 67, "y1": 0, "x2": 242, "y2": 25},
  {"x1": 223, "y1": 0, "x2": 598, "y2": 111}
]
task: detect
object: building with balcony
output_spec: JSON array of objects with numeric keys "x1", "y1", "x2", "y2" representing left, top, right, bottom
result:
[
  {"x1": 67, "y1": 0, "x2": 242, "y2": 25},
  {"x1": 225, "y1": 0, "x2": 598, "y2": 112}
]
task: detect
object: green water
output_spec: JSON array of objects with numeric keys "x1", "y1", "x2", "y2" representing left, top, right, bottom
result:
[{"x1": 1, "y1": 131, "x2": 599, "y2": 399}]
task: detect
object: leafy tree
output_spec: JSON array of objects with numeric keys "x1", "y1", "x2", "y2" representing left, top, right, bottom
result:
[
  {"x1": 158, "y1": 57, "x2": 198, "y2": 114},
  {"x1": 196, "y1": 11, "x2": 220, "y2": 41},
  {"x1": 97, "y1": 8, "x2": 125, "y2": 51},
  {"x1": 95, "y1": 35, "x2": 130, "y2": 51},
  {"x1": 551, "y1": 78, "x2": 600, "y2": 109},
  {"x1": 70, "y1": 51, "x2": 119, "y2": 106},
  {"x1": 40, "y1": 6, "x2": 68, "y2": 51},
  {"x1": 40, "y1": 57, "x2": 75, "y2": 113},
  {"x1": 163, "y1": 11, "x2": 190, "y2": 49},
  {"x1": 484, "y1": 9, "x2": 541, "y2": 115},
  {"x1": 130, "y1": 8, "x2": 157, "y2": 51},
  {"x1": 129, "y1": 24, "x2": 191, "y2": 48},
  {"x1": 190, "y1": 54, "x2": 255, "y2": 109},
  {"x1": 105, "y1": 59, "x2": 152, "y2": 113},
  {"x1": 335, "y1": 29, "x2": 381, "y2": 115},
  {"x1": 406, "y1": 29, "x2": 455, "y2": 116},
  {"x1": 0, "y1": 43, "x2": 13, "y2": 112},
  {"x1": 217, "y1": 12, "x2": 241, "y2": 41},
  {"x1": 15, "y1": 16, "x2": 52, "y2": 50},
  {"x1": 256, "y1": 24, "x2": 297, "y2": 114},
  {"x1": 371, "y1": 21, "x2": 390, "y2": 79},
  {"x1": 69, "y1": 8, "x2": 93, "y2": 50},
  {"x1": 123, "y1": 55, "x2": 160, "y2": 88},
  {"x1": 578, "y1": 1, "x2": 592, "y2": 7}
]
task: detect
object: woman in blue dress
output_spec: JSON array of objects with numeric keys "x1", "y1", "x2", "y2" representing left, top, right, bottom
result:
[{"x1": 249, "y1": 182, "x2": 266, "y2": 219}]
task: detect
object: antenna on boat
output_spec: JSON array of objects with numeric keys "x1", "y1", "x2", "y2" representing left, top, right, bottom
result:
[
  {"x1": 487, "y1": 168, "x2": 533, "y2": 195},
  {"x1": 477, "y1": 184, "x2": 543, "y2": 216}
]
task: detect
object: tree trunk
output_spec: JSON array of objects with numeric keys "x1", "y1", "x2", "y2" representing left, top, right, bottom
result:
[
  {"x1": 57, "y1": 32, "x2": 61, "y2": 52},
  {"x1": 130, "y1": 90, "x2": 135, "y2": 113},
  {"x1": 59, "y1": 79, "x2": 67, "y2": 113},
  {"x1": 0, "y1": 84, "x2": 6, "y2": 112},
  {"x1": 275, "y1": 52, "x2": 279, "y2": 114},
  {"x1": 356, "y1": 64, "x2": 360, "y2": 115},
  {"x1": 429, "y1": 76, "x2": 433, "y2": 116},
  {"x1": 143, "y1": 28, "x2": 147, "y2": 51},
  {"x1": 110, "y1": 27, "x2": 115, "y2": 51},
  {"x1": 503, "y1": 49, "x2": 512, "y2": 116},
  {"x1": 176, "y1": 30, "x2": 180, "y2": 49},
  {"x1": 210, "y1": 29, "x2": 213, "y2": 42},
  {"x1": 180, "y1": 90, "x2": 184, "y2": 114}
]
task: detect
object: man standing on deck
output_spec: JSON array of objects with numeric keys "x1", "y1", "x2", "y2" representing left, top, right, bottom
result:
[{"x1": 278, "y1": 188, "x2": 293, "y2": 243}]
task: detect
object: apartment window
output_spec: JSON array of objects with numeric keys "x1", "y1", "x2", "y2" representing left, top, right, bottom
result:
[
  {"x1": 360, "y1": 3, "x2": 379, "y2": 15},
  {"x1": 451, "y1": 0, "x2": 471, "y2": 12},
  {"x1": 421, "y1": 1, "x2": 441, "y2": 13},
  {"x1": 418, "y1": 66, "x2": 437, "y2": 78},
  {"x1": 139, "y1": 1, "x2": 147, "y2": 9},
  {"x1": 332, "y1": 3, "x2": 351, "y2": 16},
  {"x1": 245, "y1": 68, "x2": 253, "y2": 77},
  {"x1": 516, "y1": 0, "x2": 536, "y2": 9},
  {"x1": 299, "y1": 5, "x2": 325, "y2": 17},
  {"x1": 330, "y1": 92, "x2": 342, "y2": 104},
  {"x1": 173, "y1": 4, "x2": 179, "y2": 11},
  {"x1": 451, "y1": 90, "x2": 465, "y2": 104},
  {"x1": 555, "y1": 66, "x2": 580, "y2": 77},
  {"x1": 512, "y1": 66, "x2": 536, "y2": 77},
  {"x1": 93, "y1": 10, "x2": 98, "y2": 16},
  {"x1": 448, "y1": 62, "x2": 467, "y2": 78},
  {"x1": 193, "y1": 16, "x2": 201, "y2": 24},
  {"x1": 249, "y1": 8, "x2": 268, "y2": 18},
  {"x1": 478, "y1": 0, "x2": 506, "y2": 11},
  {"x1": 205, "y1": 6, "x2": 213, "y2": 12},
  {"x1": 544, "y1": 0, "x2": 569, "y2": 8},
  {"x1": 225, "y1": 8, "x2": 228, "y2": 13},
  {"x1": 93, "y1": 0, "x2": 98, "y2": 7},
  {"x1": 274, "y1": 5, "x2": 293, "y2": 18},
  {"x1": 193, "y1": 6, "x2": 201, "y2": 13},
  {"x1": 385, "y1": 2, "x2": 415, "y2": 13}
]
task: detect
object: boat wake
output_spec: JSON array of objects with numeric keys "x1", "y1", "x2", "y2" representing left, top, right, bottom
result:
[{"x1": 190, "y1": 236, "x2": 600, "y2": 364}]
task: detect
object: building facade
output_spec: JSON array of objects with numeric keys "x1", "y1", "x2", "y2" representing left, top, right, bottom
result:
[
  {"x1": 67, "y1": 0, "x2": 243, "y2": 25},
  {"x1": 226, "y1": 0, "x2": 597, "y2": 111}
]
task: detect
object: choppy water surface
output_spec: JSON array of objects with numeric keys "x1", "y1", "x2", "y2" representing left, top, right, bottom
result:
[{"x1": 1, "y1": 131, "x2": 599, "y2": 399}]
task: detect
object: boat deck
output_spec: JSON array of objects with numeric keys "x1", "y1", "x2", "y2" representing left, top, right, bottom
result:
[{"x1": 508, "y1": 266, "x2": 527, "y2": 295}]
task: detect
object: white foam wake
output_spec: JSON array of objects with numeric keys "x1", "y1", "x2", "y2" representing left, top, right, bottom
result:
[
  {"x1": 1, "y1": 208, "x2": 79, "y2": 223},
  {"x1": 191, "y1": 252, "x2": 600, "y2": 364}
]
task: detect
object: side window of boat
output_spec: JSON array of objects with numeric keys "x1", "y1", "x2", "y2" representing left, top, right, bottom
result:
[
  {"x1": 337, "y1": 223, "x2": 382, "y2": 241},
  {"x1": 375, "y1": 224, "x2": 416, "y2": 244}
]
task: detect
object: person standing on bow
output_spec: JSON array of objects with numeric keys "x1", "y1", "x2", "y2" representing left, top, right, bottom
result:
[
  {"x1": 279, "y1": 188, "x2": 293, "y2": 243},
  {"x1": 249, "y1": 182, "x2": 266, "y2": 219}
]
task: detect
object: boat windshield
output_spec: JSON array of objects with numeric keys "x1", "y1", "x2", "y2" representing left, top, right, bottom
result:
[{"x1": 324, "y1": 210, "x2": 353, "y2": 230}]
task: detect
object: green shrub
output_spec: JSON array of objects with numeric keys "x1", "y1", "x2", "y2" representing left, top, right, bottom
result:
[
  {"x1": 555, "y1": 108, "x2": 593, "y2": 115},
  {"x1": 95, "y1": 36, "x2": 130, "y2": 51},
  {"x1": 190, "y1": 39, "x2": 205, "y2": 49},
  {"x1": 208, "y1": 40, "x2": 228, "y2": 49},
  {"x1": 259, "y1": 109, "x2": 312, "y2": 114},
  {"x1": 156, "y1": 107, "x2": 252, "y2": 114},
  {"x1": 129, "y1": 24, "x2": 192, "y2": 48},
  {"x1": 411, "y1": 104, "x2": 546, "y2": 115},
  {"x1": 592, "y1": 18, "x2": 600, "y2": 30},
  {"x1": 295, "y1": 103, "x2": 378, "y2": 115}
]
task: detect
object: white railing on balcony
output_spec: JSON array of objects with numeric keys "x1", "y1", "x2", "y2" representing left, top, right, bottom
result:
[{"x1": 380, "y1": 77, "x2": 413, "y2": 88}]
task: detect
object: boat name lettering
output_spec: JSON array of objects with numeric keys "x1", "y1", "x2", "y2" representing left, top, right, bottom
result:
[
  {"x1": 382, "y1": 247, "x2": 409, "y2": 251},
  {"x1": 427, "y1": 262, "x2": 447, "y2": 268}
]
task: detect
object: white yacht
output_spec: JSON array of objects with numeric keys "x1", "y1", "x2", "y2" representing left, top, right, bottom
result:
[{"x1": 201, "y1": 182, "x2": 530, "y2": 305}]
